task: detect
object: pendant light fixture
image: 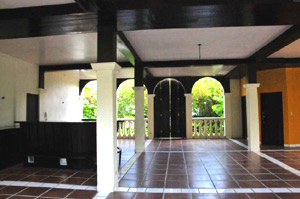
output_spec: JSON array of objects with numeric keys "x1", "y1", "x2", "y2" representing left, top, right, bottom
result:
[{"x1": 198, "y1": 44, "x2": 202, "y2": 59}]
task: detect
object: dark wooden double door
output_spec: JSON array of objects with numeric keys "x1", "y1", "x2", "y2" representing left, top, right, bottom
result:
[{"x1": 154, "y1": 79, "x2": 186, "y2": 138}]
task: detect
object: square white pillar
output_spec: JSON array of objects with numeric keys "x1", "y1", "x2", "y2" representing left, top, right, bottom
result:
[
  {"x1": 91, "y1": 62, "x2": 121, "y2": 194},
  {"x1": 185, "y1": 93, "x2": 193, "y2": 139},
  {"x1": 133, "y1": 86, "x2": 145, "y2": 152},
  {"x1": 147, "y1": 94, "x2": 155, "y2": 139},
  {"x1": 243, "y1": 83, "x2": 260, "y2": 151},
  {"x1": 225, "y1": 93, "x2": 232, "y2": 138}
]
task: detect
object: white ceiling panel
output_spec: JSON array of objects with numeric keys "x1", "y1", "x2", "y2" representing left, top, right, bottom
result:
[
  {"x1": 124, "y1": 26, "x2": 290, "y2": 61},
  {"x1": 0, "y1": 33, "x2": 127, "y2": 65},
  {"x1": 0, "y1": 0, "x2": 75, "y2": 9},
  {"x1": 269, "y1": 38, "x2": 300, "y2": 58},
  {"x1": 148, "y1": 65, "x2": 236, "y2": 77}
]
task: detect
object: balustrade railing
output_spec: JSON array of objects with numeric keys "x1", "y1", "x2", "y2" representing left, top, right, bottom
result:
[
  {"x1": 117, "y1": 118, "x2": 148, "y2": 139},
  {"x1": 192, "y1": 117, "x2": 225, "y2": 138}
]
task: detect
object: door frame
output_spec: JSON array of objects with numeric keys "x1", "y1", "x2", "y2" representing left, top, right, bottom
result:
[{"x1": 26, "y1": 93, "x2": 39, "y2": 122}]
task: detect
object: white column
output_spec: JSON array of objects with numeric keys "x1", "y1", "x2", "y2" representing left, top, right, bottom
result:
[
  {"x1": 147, "y1": 94, "x2": 155, "y2": 139},
  {"x1": 134, "y1": 87, "x2": 145, "y2": 152},
  {"x1": 225, "y1": 93, "x2": 232, "y2": 138},
  {"x1": 243, "y1": 83, "x2": 260, "y2": 151},
  {"x1": 185, "y1": 93, "x2": 193, "y2": 139},
  {"x1": 91, "y1": 62, "x2": 120, "y2": 194}
]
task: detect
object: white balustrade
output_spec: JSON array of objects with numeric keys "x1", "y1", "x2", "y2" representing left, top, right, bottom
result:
[
  {"x1": 117, "y1": 118, "x2": 149, "y2": 139},
  {"x1": 192, "y1": 117, "x2": 225, "y2": 139}
]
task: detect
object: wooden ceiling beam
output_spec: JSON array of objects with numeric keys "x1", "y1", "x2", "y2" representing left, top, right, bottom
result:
[{"x1": 248, "y1": 25, "x2": 300, "y2": 62}]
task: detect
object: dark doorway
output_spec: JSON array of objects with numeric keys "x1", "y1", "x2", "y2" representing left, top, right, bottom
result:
[
  {"x1": 261, "y1": 92, "x2": 284, "y2": 146},
  {"x1": 241, "y1": 96, "x2": 247, "y2": 139},
  {"x1": 26, "y1": 94, "x2": 39, "y2": 122},
  {"x1": 154, "y1": 79, "x2": 186, "y2": 138}
]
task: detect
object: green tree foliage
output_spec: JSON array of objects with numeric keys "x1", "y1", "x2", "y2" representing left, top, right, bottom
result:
[
  {"x1": 192, "y1": 77, "x2": 224, "y2": 117},
  {"x1": 82, "y1": 81, "x2": 97, "y2": 119},
  {"x1": 82, "y1": 80, "x2": 148, "y2": 119},
  {"x1": 117, "y1": 79, "x2": 148, "y2": 118}
]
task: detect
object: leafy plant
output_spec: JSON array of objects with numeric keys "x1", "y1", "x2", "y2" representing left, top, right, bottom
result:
[
  {"x1": 82, "y1": 79, "x2": 148, "y2": 119},
  {"x1": 192, "y1": 77, "x2": 224, "y2": 117},
  {"x1": 82, "y1": 81, "x2": 97, "y2": 119},
  {"x1": 117, "y1": 79, "x2": 148, "y2": 118}
]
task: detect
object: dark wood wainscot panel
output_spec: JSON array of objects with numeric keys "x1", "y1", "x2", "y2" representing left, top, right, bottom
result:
[
  {"x1": 0, "y1": 128, "x2": 22, "y2": 170},
  {"x1": 19, "y1": 122, "x2": 96, "y2": 170}
]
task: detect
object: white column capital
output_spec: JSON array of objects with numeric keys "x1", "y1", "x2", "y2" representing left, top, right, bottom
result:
[
  {"x1": 243, "y1": 83, "x2": 260, "y2": 89},
  {"x1": 184, "y1": 93, "x2": 192, "y2": 97},
  {"x1": 147, "y1": 94, "x2": 155, "y2": 98},
  {"x1": 133, "y1": 86, "x2": 146, "y2": 91},
  {"x1": 91, "y1": 62, "x2": 121, "y2": 71}
]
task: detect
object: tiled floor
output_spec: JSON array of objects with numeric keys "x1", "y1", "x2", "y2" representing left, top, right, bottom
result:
[
  {"x1": 120, "y1": 150, "x2": 300, "y2": 189},
  {"x1": 263, "y1": 151, "x2": 300, "y2": 171},
  {"x1": 2, "y1": 139, "x2": 300, "y2": 199},
  {"x1": 0, "y1": 186, "x2": 97, "y2": 198},
  {"x1": 145, "y1": 139, "x2": 246, "y2": 152},
  {"x1": 0, "y1": 139, "x2": 136, "y2": 187},
  {"x1": 106, "y1": 192, "x2": 300, "y2": 199}
]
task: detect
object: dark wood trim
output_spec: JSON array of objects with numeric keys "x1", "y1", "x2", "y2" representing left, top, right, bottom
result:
[
  {"x1": 144, "y1": 68, "x2": 154, "y2": 79},
  {"x1": 75, "y1": 0, "x2": 99, "y2": 12},
  {"x1": 97, "y1": 9, "x2": 117, "y2": 62},
  {"x1": 0, "y1": 3, "x2": 83, "y2": 20},
  {"x1": 40, "y1": 64, "x2": 92, "y2": 71},
  {"x1": 117, "y1": 2, "x2": 300, "y2": 31},
  {"x1": 248, "y1": 25, "x2": 300, "y2": 62},
  {"x1": 135, "y1": 64, "x2": 144, "y2": 87},
  {"x1": 261, "y1": 58, "x2": 300, "y2": 64},
  {"x1": 0, "y1": 2, "x2": 300, "y2": 39},
  {"x1": 246, "y1": 64, "x2": 257, "y2": 83},
  {"x1": 117, "y1": 32, "x2": 142, "y2": 64}
]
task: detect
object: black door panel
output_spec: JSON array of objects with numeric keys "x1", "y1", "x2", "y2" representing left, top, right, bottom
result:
[
  {"x1": 154, "y1": 79, "x2": 186, "y2": 138},
  {"x1": 261, "y1": 92, "x2": 284, "y2": 146}
]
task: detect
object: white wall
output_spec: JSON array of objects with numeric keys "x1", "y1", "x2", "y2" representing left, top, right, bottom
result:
[
  {"x1": 230, "y1": 79, "x2": 243, "y2": 138},
  {"x1": 0, "y1": 53, "x2": 38, "y2": 127},
  {"x1": 40, "y1": 71, "x2": 80, "y2": 122}
]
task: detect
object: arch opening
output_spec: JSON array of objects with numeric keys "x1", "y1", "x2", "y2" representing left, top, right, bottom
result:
[
  {"x1": 80, "y1": 80, "x2": 97, "y2": 119},
  {"x1": 117, "y1": 79, "x2": 148, "y2": 119},
  {"x1": 191, "y1": 77, "x2": 225, "y2": 118}
]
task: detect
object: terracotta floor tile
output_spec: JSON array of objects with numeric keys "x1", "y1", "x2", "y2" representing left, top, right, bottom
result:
[
  {"x1": 66, "y1": 190, "x2": 97, "y2": 199},
  {"x1": 135, "y1": 193, "x2": 163, "y2": 199},
  {"x1": 219, "y1": 193, "x2": 248, "y2": 199},
  {"x1": 262, "y1": 180, "x2": 292, "y2": 188},
  {"x1": 106, "y1": 192, "x2": 136, "y2": 199},
  {"x1": 238, "y1": 181, "x2": 266, "y2": 188},
  {"x1": 277, "y1": 193, "x2": 300, "y2": 199},
  {"x1": 41, "y1": 188, "x2": 73, "y2": 198},
  {"x1": 164, "y1": 193, "x2": 192, "y2": 199},
  {"x1": 61, "y1": 177, "x2": 87, "y2": 185},
  {"x1": 189, "y1": 181, "x2": 215, "y2": 189},
  {"x1": 247, "y1": 193, "x2": 279, "y2": 199},
  {"x1": 0, "y1": 186, "x2": 27, "y2": 195},
  {"x1": 41, "y1": 176, "x2": 66, "y2": 183},
  {"x1": 17, "y1": 187, "x2": 49, "y2": 197}
]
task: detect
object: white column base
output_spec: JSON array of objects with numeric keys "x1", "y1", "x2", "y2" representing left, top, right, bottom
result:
[
  {"x1": 225, "y1": 93, "x2": 232, "y2": 139},
  {"x1": 243, "y1": 83, "x2": 260, "y2": 151},
  {"x1": 91, "y1": 62, "x2": 120, "y2": 192},
  {"x1": 134, "y1": 87, "x2": 145, "y2": 152},
  {"x1": 185, "y1": 93, "x2": 193, "y2": 139},
  {"x1": 147, "y1": 94, "x2": 155, "y2": 139}
]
